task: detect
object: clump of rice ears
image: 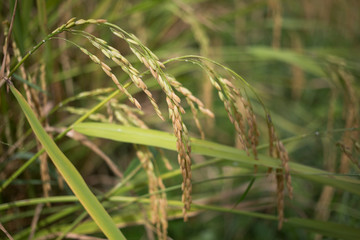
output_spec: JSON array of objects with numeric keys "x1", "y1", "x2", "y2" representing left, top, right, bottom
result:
[
  {"x1": 4, "y1": 16, "x2": 294, "y2": 238},
  {"x1": 54, "y1": 17, "x2": 212, "y2": 229}
]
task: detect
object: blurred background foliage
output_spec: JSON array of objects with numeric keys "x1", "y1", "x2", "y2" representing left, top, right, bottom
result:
[{"x1": 0, "y1": 0, "x2": 359, "y2": 239}]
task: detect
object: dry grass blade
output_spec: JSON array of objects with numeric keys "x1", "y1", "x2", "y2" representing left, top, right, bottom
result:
[
  {"x1": 28, "y1": 203, "x2": 44, "y2": 240},
  {"x1": 0, "y1": 222, "x2": 14, "y2": 240},
  {"x1": 11, "y1": 39, "x2": 52, "y2": 202},
  {"x1": 0, "y1": 0, "x2": 17, "y2": 83}
]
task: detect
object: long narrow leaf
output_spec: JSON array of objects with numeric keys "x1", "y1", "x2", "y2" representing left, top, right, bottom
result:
[
  {"x1": 73, "y1": 122, "x2": 360, "y2": 196},
  {"x1": 5, "y1": 195, "x2": 360, "y2": 240},
  {"x1": 10, "y1": 85, "x2": 126, "y2": 240}
]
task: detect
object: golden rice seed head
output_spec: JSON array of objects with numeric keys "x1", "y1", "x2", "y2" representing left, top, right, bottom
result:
[
  {"x1": 101, "y1": 68, "x2": 113, "y2": 79},
  {"x1": 75, "y1": 19, "x2": 87, "y2": 25},
  {"x1": 148, "y1": 58, "x2": 159, "y2": 70},
  {"x1": 171, "y1": 91, "x2": 182, "y2": 105},
  {"x1": 79, "y1": 47, "x2": 90, "y2": 56},
  {"x1": 224, "y1": 104, "x2": 235, "y2": 123},
  {"x1": 240, "y1": 96, "x2": 249, "y2": 108},
  {"x1": 166, "y1": 97, "x2": 174, "y2": 109},
  {"x1": 100, "y1": 49, "x2": 111, "y2": 59},
  {"x1": 106, "y1": 45, "x2": 118, "y2": 53},
  {"x1": 94, "y1": 37, "x2": 107, "y2": 45},
  {"x1": 187, "y1": 169, "x2": 192, "y2": 180},
  {"x1": 153, "y1": 106, "x2": 165, "y2": 121},
  {"x1": 178, "y1": 86, "x2": 191, "y2": 97},
  {"x1": 109, "y1": 73, "x2": 121, "y2": 86},
  {"x1": 130, "y1": 75, "x2": 141, "y2": 88},
  {"x1": 221, "y1": 83, "x2": 232, "y2": 97},
  {"x1": 120, "y1": 56, "x2": 130, "y2": 66},
  {"x1": 276, "y1": 169, "x2": 285, "y2": 230},
  {"x1": 96, "y1": 19, "x2": 107, "y2": 23},
  {"x1": 178, "y1": 105, "x2": 185, "y2": 114},
  {"x1": 158, "y1": 61, "x2": 166, "y2": 69},
  {"x1": 185, "y1": 178, "x2": 192, "y2": 188},
  {"x1": 133, "y1": 98, "x2": 142, "y2": 110},
  {"x1": 130, "y1": 47, "x2": 143, "y2": 61},
  {"x1": 213, "y1": 81, "x2": 222, "y2": 91},
  {"x1": 185, "y1": 164, "x2": 191, "y2": 177},
  {"x1": 111, "y1": 28, "x2": 125, "y2": 39},
  {"x1": 52, "y1": 26, "x2": 62, "y2": 34},
  {"x1": 65, "y1": 21, "x2": 76, "y2": 29},
  {"x1": 150, "y1": 67, "x2": 159, "y2": 80},
  {"x1": 146, "y1": 49, "x2": 159, "y2": 61},
  {"x1": 129, "y1": 66, "x2": 140, "y2": 76},
  {"x1": 181, "y1": 181, "x2": 186, "y2": 192},
  {"x1": 169, "y1": 111, "x2": 175, "y2": 123},
  {"x1": 168, "y1": 76, "x2": 181, "y2": 87},
  {"x1": 160, "y1": 76, "x2": 173, "y2": 95},
  {"x1": 175, "y1": 119, "x2": 183, "y2": 133},
  {"x1": 65, "y1": 17, "x2": 77, "y2": 25},
  {"x1": 182, "y1": 209, "x2": 188, "y2": 222},
  {"x1": 87, "y1": 19, "x2": 100, "y2": 24},
  {"x1": 190, "y1": 95, "x2": 205, "y2": 108},
  {"x1": 108, "y1": 48, "x2": 122, "y2": 59},
  {"x1": 111, "y1": 57, "x2": 124, "y2": 68},
  {"x1": 181, "y1": 169, "x2": 187, "y2": 180},
  {"x1": 188, "y1": 100, "x2": 205, "y2": 139},
  {"x1": 222, "y1": 78, "x2": 236, "y2": 89},
  {"x1": 173, "y1": 104, "x2": 180, "y2": 117},
  {"x1": 90, "y1": 54, "x2": 102, "y2": 65},
  {"x1": 279, "y1": 143, "x2": 293, "y2": 199},
  {"x1": 176, "y1": 141, "x2": 181, "y2": 154},
  {"x1": 126, "y1": 37, "x2": 140, "y2": 46},
  {"x1": 141, "y1": 56, "x2": 149, "y2": 67},
  {"x1": 90, "y1": 40, "x2": 102, "y2": 51},
  {"x1": 199, "y1": 106, "x2": 215, "y2": 118},
  {"x1": 100, "y1": 62, "x2": 111, "y2": 72},
  {"x1": 129, "y1": 33, "x2": 141, "y2": 43},
  {"x1": 218, "y1": 91, "x2": 226, "y2": 102},
  {"x1": 287, "y1": 176, "x2": 293, "y2": 199},
  {"x1": 114, "y1": 111, "x2": 129, "y2": 125}
]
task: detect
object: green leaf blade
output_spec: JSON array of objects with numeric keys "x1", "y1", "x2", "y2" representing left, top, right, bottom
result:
[
  {"x1": 10, "y1": 85, "x2": 126, "y2": 240},
  {"x1": 73, "y1": 122, "x2": 360, "y2": 196}
]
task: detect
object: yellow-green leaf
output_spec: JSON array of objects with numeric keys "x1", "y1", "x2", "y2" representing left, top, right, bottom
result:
[{"x1": 10, "y1": 85, "x2": 126, "y2": 240}]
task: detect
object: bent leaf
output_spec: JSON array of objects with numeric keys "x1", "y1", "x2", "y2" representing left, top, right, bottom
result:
[
  {"x1": 73, "y1": 122, "x2": 360, "y2": 196},
  {"x1": 10, "y1": 85, "x2": 126, "y2": 240}
]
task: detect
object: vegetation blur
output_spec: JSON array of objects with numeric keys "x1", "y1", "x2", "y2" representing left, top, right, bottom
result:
[{"x1": 1, "y1": 0, "x2": 359, "y2": 239}]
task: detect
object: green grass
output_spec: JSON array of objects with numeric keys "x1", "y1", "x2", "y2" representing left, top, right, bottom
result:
[{"x1": 1, "y1": 1, "x2": 359, "y2": 239}]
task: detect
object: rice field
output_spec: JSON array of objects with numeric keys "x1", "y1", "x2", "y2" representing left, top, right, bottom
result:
[{"x1": 0, "y1": 1, "x2": 359, "y2": 239}]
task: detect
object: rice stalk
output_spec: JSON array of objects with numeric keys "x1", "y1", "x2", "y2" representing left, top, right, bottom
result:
[
  {"x1": 99, "y1": 93, "x2": 169, "y2": 238},
  {"x1": 336, "y1": 68, "x2": 360, "y2": 173},
  {"x1": 275, "y1": 168, "x2": 285, "y2": 230},
  {"x1": 28, "y1": 203, "x2": 44, "y2": 240},
  {"x1": 171, "y1": 0, "x2": 215, "y2": 135},
  {"x1": 290, "y1": 33, "x2": 305, "y2": 99},
  {"x1": 0, "y1": 222, "x2": 14, "y2": 240},
  {"x1": 268, "y1": 0, "x2": 282, "y2": 49},
  {"x1": 136, "y1": 147, "x2": 168, "y2": 240},
  {"x1": 67, "y1": 29, "x2": 164, "y2": 120},
  {"x1": 106, "y1": 22, "x2": 197, "y2": 220},
  {"x1": 165, "y1": 55, "x2": 295, "y2": 227}
]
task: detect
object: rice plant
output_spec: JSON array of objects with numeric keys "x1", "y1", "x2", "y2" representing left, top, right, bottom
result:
[{"x1": 1, "y1": 1, "x2": 359, "y2": 239}]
